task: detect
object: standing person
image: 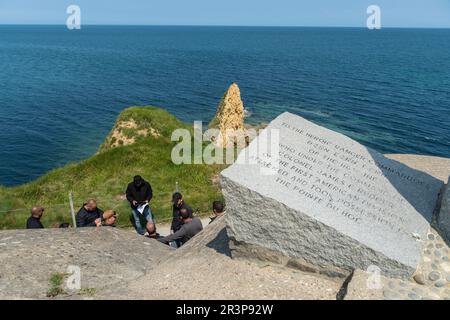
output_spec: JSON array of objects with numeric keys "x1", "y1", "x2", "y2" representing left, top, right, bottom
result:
[
  {"x1": 26, "y1": 206, "x2": 45, "y2": 229},
  {"x1": 158, "y1": 208, "x2": 203, "y2": 247},
  {"x1": 126, "y1": 175, "x2": 155, "y2": 235},
  {"x1": 171, "y1": 192, "x2": 193, "y2": 233},
  {"x1": 76, "y1": 199, "x2": 104, "y2": 227}
]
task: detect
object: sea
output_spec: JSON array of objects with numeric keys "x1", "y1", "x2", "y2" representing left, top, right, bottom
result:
[{"x1": 0, "y1": 25, "x2": 449, "y2": 186}]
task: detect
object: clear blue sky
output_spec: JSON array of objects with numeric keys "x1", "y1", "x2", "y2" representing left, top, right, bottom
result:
[{"x1": 0, "y1": 0, "x2": 449, "y2": 28}]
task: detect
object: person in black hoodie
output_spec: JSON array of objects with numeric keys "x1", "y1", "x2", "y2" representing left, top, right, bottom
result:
[
  {"x1": 26, "y1": 206, "x2": 45, "y2": 229},
  {"x1": 171, "y1": 192, "x2": 193, "y2": 232},
  {"x1": 126, "y1": 175, "x2": 154, "y2": 235},
  {"x1": 76, "y1": 199, "x2": 104, "y2": 227}
]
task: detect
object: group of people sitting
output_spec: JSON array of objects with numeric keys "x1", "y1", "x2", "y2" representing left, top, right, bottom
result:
[{"x1": 26, "y1": 175, "x2": 226, "y2": 248}]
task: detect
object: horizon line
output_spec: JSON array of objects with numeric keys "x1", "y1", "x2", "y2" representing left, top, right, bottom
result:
[{"x1": 1, "y1": 23, "x2": 450, "y2": 30}]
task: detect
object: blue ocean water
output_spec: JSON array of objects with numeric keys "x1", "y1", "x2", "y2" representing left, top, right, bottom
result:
[{"x1": 0, "y1": 25, "x2": 449, "y2": 186}]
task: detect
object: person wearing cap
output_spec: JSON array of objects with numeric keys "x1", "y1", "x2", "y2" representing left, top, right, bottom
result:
[
  {"x1": 76, "y1": 199, "x2": 104, "y2": 227},
  {"x1": 209, "y1": 201, "x2": 225, "y2": 224},
  {"x1": 26, "y1": 206, "x2": 45, "y2": 229},
  {"x1": 126, "y1": 175, "x2": 154, "y2": 235},
  {"x1": 158, "y1": 208, "x2": 203, "y2": 247},
  {"x1": 171, "y1": 192, "x2": 193, "y2": 233}
]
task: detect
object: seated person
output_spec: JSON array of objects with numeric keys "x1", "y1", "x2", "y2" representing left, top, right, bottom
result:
[
  {"x1": 209, "y1": 201, "x2": 225, "y2": 224},
  {"x1": 26, "y1": 206, "x2": 45, "y2": 229},
  {"x1": 145, "y1": 221, "x2": 160, "y2": 239},
  {"x1": 158, "y1": 208, "x2": 203, "y2": 247},
  {"x1": 101, "y1": 210, "x2": 118, "y2": 227},
  {"x1": 76, "y1": 199, "x2": 104, "y2": 227}
]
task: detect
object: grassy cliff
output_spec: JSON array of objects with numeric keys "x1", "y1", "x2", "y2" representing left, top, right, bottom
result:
[{"x1": 0, "y1": 107, "x2": 224, "y2": 229}]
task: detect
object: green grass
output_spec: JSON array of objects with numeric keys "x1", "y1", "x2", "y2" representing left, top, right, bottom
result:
[
  {"x1": 0, "y1": 106, "x2": 225, "y2": 230},
  {"x1": 47, "y1": 272, "x2": 67, "y2": 298}
]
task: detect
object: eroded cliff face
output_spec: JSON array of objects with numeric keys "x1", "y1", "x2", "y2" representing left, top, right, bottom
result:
[
  {"x1": 100, "y1": 118, "x2": 161, "y2": 152},
  {"x1": 100, "y1": 85, "x2": 249, "y2": 152},
  {"x1": 209, "y1": 83, "x2": 246, "y2": 148}
]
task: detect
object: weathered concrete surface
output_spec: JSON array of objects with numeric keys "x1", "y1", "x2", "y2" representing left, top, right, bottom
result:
[
  {"x1": 101, "y1": 216, "x2": 342, "y2": 300},
  {"x1": 437, "y1": 178, "x2": 450, "y2": 242},
  {"x1": 221, "y1": 112, "x2": 443, "y2": 278},
  {"x1": 345, "y1": 270, "x2": 384, "y2": 300},
  {"x1": 0, "y1": 211, "x2": 448, "y2": 300},
  {"x1": 385, "y1": 155, "x2": 450, "y2": 184},
  {"x1": 346, "y1": 227, "x2": 450, "y2": 300},
  {"x1": 0, "y1": 228, "x2": 172, "y2": 299}
]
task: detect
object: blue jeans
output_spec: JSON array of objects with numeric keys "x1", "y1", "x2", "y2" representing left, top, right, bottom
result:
[
  {"x1": 132, "y1": 206, "x2": 154, "y2": 235},
  {"x1": 170, "y1": 240, "x2": 181, "y2": 249}
]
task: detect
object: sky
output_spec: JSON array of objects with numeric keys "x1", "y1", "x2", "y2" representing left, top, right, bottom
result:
[{"x1": 0, "y1": 0, "x2": 449, "y2": 28}]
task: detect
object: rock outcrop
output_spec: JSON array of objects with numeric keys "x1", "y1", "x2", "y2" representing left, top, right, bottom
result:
[{"x1": 209, "y1": 83, "x2": 246, "y2": 148}]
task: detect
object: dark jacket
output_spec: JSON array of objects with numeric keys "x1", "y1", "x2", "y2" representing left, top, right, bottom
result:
[
  {"x1": 26, "y1": 216, "x2": 44, "y2": 229},
  {"x1": 126, "y1": 180, "x2": 153, "y2": 209},
  {"x1": 76, "y1": 206, "x2": 104, "y2": 227},
  {"x1": 159, "y1": 217, "x2": 203, "y2": 246},
  {"x1": 171, "y1": 202, "x2": 193, "y2": 232}
]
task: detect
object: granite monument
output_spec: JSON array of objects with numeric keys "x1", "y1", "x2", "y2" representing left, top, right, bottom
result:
[{"x1": 221, "y1": 112, "x2": 443, "y2": 278}]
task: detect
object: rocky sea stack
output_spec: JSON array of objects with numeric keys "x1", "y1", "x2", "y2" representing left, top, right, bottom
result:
[{"x1": 209, "y1": 83, "x2": 246, "y2": 147}]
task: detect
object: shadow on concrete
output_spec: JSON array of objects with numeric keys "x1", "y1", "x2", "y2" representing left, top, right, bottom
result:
[
  {"x1": 367, "y1": 149, "x2": 444, "y2": 223},
  {"x1": 206, "y1": 227, "x2": 232, "y2": 258}
]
